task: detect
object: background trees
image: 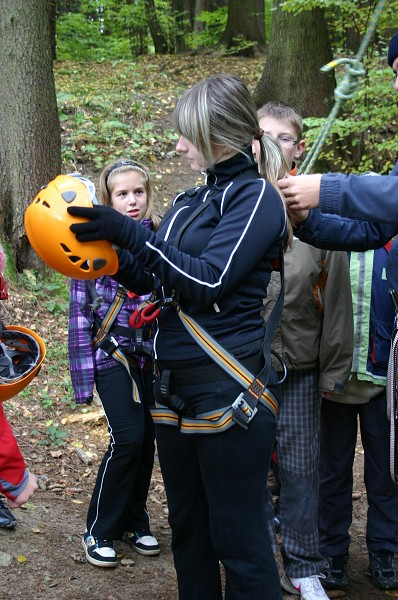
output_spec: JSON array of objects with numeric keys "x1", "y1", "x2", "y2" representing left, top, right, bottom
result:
[
  {"x1": 0, "y1": 0, "x2": 397, "y2": 270},
  {"x1": 253, "y1": 4, "x2": 335, "y2": 118},
  {"x1": 0, "y1": 0, "x2": 60, "y2": 271}
]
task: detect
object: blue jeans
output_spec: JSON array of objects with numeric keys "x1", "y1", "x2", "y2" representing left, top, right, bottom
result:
[{"x1": 319, "y1": 392, "x2": 398, "y2": 556}]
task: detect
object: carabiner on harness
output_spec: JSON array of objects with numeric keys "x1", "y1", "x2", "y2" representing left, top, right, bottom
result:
[
  {"x1": 129, "y1": 296, "x2": 175, "y2": 329},
  {"x1": 129, "y1": 299, "x2": 161, "y2": 328}
]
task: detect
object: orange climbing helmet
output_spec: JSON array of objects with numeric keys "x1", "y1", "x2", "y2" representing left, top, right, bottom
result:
[
  {"x1": 0, "y1": 325, "x2": 46, "y2": 403},
  {"x1": 24, "y1": 174, "x2": 118, "y2": 279}
]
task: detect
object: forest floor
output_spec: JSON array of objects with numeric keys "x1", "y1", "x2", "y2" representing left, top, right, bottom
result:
[{"x1": 0, "y1": 54, "x2": 397, "y2": 600}]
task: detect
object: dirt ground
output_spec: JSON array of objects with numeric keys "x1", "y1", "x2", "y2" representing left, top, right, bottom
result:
[
  {"x1": 0, "y1": 427, "x2": 389, "y2": 600},
  {"x1": 0, "y1": 155, "x2": 395, "y2": 600}
]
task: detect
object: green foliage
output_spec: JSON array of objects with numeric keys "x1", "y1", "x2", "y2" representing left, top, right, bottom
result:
[
  {"x1": 19, "y1": 271, "x2": 70, "y2": 315},
  {"x1": 223, "y1": 36, "x2": 257, "y2": 56},
  {"x1": 186, "y1": 8, "x2": 228, "y2": 50},
  {"x1": 31, "y1": 422, "x2": 68, "y2": 446},
  {"x1": 302, "y1": 59, "x2": 398, "y2": 174},
  {"x1": 280, "y1": 0, "x2": 398, "y2": 55},
  {"x1": 55, "y1": 61, "x2": 178, "y2": 172},
  {"x1": 56, "y1": 0, "x2": 150, "y2": 60}
]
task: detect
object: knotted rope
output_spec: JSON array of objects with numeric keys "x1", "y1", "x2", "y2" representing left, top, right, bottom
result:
[{"x1": 298, "y1": 0, "x2": 388, "y2": 174}]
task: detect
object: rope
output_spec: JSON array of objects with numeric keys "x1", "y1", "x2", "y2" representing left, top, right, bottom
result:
[{"x1": 298, "y1": 0, "x2": 388, "y2": 175}]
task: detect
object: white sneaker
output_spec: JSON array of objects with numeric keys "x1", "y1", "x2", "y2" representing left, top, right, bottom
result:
[
  {"x1": 281, "y1": 573, "x2": 329, "y2": 600},
  {"x1": 123, "y1": 530, "x2": 160, "y2": 556}
]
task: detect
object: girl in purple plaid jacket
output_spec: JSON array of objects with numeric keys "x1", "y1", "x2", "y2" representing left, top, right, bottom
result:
[{"x1": 68, "y1": 159, "x2": 161, "y2": 568}]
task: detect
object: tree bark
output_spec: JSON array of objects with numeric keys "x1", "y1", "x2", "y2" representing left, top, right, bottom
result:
[
  {"x1": 144, "y1": 0, "x2": 170, "y2": 54},
  {"x1": 171, "y1": 0, "x2": 192, "y2": 53},
  {"x1": 0, "y1": 0, "x2": 61, "y2": 272},
  {"x1": 48, "y1": 0, "x2": 57, "y2": 59},
  {"x1": 253, "y1": 4, "x2": 335, "y2": 119},
  {"x1": 221, "y1": 0, "x2": 265, "y2": 57}
]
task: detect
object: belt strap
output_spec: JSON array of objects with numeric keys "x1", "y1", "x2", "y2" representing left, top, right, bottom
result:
[{"x1": 150, "y1": 388, "x2": 279, "y2": 433}]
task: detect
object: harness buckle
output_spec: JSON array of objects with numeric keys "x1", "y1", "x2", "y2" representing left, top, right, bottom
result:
[
  {"x1": 231, "y1": 392, "x2": 258, "y2": 430},
  {"x1": 98, "y1": 335, "x2": 119, "y2": 356}
]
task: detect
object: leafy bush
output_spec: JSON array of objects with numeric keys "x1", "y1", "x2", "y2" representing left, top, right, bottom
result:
[{"x1": 186, "y1": 8, "x2": 228, "y2": 50}]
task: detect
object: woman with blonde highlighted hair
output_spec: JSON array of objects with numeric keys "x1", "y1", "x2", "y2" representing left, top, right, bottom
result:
[{"x1": 68, "y1": 74, "x2": 293, "y2": 599}]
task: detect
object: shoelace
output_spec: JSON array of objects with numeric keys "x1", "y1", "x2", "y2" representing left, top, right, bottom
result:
[{"x1": 94, "y1": 537, "x2": 114, "y2": 548}]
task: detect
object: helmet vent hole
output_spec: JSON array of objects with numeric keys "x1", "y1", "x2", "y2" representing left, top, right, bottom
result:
[
  {"x1": 60, "y1": 243, "x2": 71, "y2": 253},
  {"x1": 34, "y1": 197, "x2": 41, "y2": 204},
  {"x1": 93, "y1": 258, "x2": 107, "y2": 271},
  {"x1": 61, "y1": 191, "x2": 77, "y2": 203},
  {"x1": 80, "y1": 261, "x2": 90, "y2": 272},
  {"x1": 68, "y1": 256, "x2": 81, "y2": 264},
  {"x1": 42, "y1": 201, "x2": 50, "y2": 208}
]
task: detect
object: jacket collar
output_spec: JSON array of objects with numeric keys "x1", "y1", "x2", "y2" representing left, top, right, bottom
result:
[{"x1": 205, "y1": 148, "x2": 257, "y2": 189}]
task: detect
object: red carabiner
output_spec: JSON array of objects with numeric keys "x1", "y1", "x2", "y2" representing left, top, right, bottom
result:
[
  {"x1": 140, "y1": 302, "x2": 161, "y2": 323},
  {"x1": 129, "y1": 308, "x2": 145, "y2": 329}
]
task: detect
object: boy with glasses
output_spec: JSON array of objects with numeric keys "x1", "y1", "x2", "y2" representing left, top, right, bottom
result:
[{"x1": 258, "y1": 102, "x2": 354, "y2": 600}]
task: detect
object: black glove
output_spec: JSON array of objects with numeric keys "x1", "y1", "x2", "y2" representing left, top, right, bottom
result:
[{"x1": 68, "y1": 205, "x2": 128, "y2": 245}]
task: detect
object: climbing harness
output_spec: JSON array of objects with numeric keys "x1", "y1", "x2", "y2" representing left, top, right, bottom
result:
[
  {"x1": 150, "y1": 252, "x2": 286, "y2": 434},
  {"x1": 89, "y1": 282, "x2": 153, "y2": 403},
  {"x1": 148, "y1": 170, "x2": 287, "y2": 433},
  {"x1": 298, "y1": 0, "x2": 388, "y2": 174}
]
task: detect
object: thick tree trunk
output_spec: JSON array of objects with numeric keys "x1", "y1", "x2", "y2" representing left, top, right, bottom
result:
[
  {"x1": 172, "y1": 0, "x2": 192, "y2": 53},
  {"x1": 253, "y1": 5, "x2": 335, "y2": 119},
  {"x1": 221, "y1": 0, "x2": 265, "y2": 57},
  {"x1": 144, "y1": 0, "x2": 170, "y2": 54},
  {"x1": 0, "y1": 0, "x2": 61, "y2": 272}
]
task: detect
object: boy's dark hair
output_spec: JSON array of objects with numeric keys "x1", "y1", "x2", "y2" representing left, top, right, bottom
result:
[{"x1": 257, "y1": 101, "x2": 303, "y2": 139}]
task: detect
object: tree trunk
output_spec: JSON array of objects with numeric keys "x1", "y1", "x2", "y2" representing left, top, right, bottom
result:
[
  {"x1": 194, "y1": 0, "x2": 226, "y2": 34},
  {"x1": 253, "y1": 4, "x2": 335, "y2": 119},
  {"x1": 144, "y1": 0, "x2": 170, "y2": 54},
  {"x1": 55, "y1": 0, "x2": 81, "y2": 15},
  {"x1": 0, "y1": 0, "x2": 61, "y2": 272},
  {"x1": 48, "y1": 0, "x2": 57, "y2": 60},
  {"x1": 221, "y1": 0, "x2": 265, "y2": 57},
  {"x1": 172, "y1": 0, "x2": 191, "y2": 53}
]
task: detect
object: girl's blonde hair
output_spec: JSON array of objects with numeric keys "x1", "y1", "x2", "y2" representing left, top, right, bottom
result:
[
  {"x1": 257, "y1": 133, "x2": 293, "y2": 249},
  {"x1": 174, "y1": 74, "x2": 292, "y2": 247},
  {"x1": 99, "y1": 159, "x2": 160, "y2": 230}
]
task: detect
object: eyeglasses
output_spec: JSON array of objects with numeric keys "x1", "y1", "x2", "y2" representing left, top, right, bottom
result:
[{"x1": 277, "y1": 135, "x2": 299, "y2": 147}]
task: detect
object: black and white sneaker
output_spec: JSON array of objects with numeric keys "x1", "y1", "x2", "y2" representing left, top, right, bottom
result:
[
  {"x1": 82, "y1": 530, "x2": 117, "y2": 567},
  {"x1": 0, "y1": 498, "x2": 16, "y2": 529},
  {"x1": 123, "y1": 530, "x2": 160, "y2": 556}
]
